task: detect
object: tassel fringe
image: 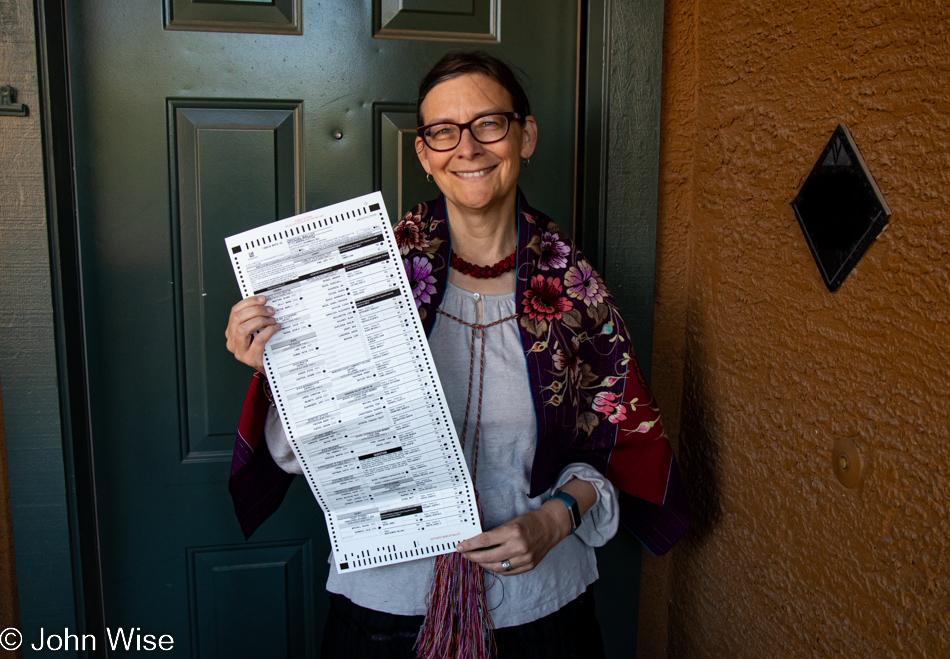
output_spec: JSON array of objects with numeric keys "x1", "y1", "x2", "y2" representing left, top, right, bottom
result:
[
  {"x1": 414, "y1": 551, "x2": 495, "y2": 659},
  {"x1": 418, "y1": 311, "x2": 506, "y2": 657}
]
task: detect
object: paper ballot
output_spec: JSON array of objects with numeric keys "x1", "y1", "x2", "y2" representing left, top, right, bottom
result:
[{"x1": 226, "y1": 192, "x2": 480, "y2": 572}]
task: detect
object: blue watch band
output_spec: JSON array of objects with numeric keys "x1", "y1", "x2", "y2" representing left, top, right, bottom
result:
[{"x1": 549, "y1": 490, "x2": 581, "y2": 534}]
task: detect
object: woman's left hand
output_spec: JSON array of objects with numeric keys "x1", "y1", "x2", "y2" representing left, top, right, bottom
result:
[{"x1": 456, "y1": 501, "x2": 571, "y2": 576}]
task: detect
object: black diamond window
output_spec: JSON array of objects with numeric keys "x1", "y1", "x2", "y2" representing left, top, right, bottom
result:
[{"x1": 791, "y1": 124, "x2": 891, "y2": 292}]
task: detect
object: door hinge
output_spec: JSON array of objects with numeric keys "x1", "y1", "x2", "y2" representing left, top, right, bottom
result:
[{"x1": 0, "y1": 85, "x2": 28, "y2": 117}]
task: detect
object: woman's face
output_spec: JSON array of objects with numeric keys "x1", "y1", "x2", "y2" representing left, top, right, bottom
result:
[{"x1": 416, "y1": 73, "x2": 537, "y2": 220}]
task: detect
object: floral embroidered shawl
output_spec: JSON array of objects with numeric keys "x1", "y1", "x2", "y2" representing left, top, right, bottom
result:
[{"x1": 229, "y1": 191, "x2": 691, "y2": 555}]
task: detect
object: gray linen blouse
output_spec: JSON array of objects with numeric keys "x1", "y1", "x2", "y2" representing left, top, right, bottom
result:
[{"x1": 264, "y1": 282, "x2": 619, "y2": 628}]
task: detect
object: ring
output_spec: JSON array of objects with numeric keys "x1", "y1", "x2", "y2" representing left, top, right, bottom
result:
[{"x1": 502, "y1": 559, "x2": 512, "y2": 572}]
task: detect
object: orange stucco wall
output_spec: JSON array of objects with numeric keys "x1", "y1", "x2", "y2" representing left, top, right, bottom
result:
[{"x1": 652, "y1": 0, "x2": 950, "y2": 655}]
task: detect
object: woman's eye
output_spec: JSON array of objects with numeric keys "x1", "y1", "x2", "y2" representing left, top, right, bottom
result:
[{"x1": 431, "y1": 126, "x2": 454, "y2": 137}]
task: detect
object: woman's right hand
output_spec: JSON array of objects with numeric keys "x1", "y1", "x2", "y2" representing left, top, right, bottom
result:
[{"x1": 225, "y1": 296, "x2": 282, "y2": 373}]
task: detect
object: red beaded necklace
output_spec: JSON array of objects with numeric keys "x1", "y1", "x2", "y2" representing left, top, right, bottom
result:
[{"x1": 450, "y1": 249, "x2": 517, "y2": 279}]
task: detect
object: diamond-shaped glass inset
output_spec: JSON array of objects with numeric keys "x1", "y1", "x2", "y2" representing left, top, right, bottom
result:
[{"x1": 791, "y1": 124, "x2": 891, "y2": 292}]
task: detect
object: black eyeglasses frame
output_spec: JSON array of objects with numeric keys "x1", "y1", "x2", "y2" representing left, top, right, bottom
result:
[{"x1": 416, "y1": 111, "x2": 524, "y2": 152}]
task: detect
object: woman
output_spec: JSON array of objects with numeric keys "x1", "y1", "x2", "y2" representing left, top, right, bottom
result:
[{"x1": 225, "y1": 51, "x2": 689, "y2": 658}]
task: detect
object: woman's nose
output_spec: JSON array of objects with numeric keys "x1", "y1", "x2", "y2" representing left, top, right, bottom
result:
[{"x1": 454, "y1": 126, "x2": 484, "y2": 157}]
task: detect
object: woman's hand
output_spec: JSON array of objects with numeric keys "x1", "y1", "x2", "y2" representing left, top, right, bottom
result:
[
  {"x1": 225, "y1": 295, "x2": 281, "y2": 373},
  {"x1": 457, "y1": 477, "x2": 597, "y2": 575},
  {"x1": 456, "y1": 501, "x2": 571, "y2": 576}
]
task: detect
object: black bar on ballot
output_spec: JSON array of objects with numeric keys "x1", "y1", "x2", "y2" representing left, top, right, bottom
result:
[
  {"x1": 345, "y1": 252, "x2": 389, "y2": 271},
  {"x1": 354, "y1": 288, "x2": 400, "y2": 308},
  {"x1": 254, "y1": 263, "x2": 345, "y2": 294},
  {"x1": 339, "y1": 234, "x2": 384, "y2": 254},
  {"x1": 358, "y1": 446, "x2": 404, "y2": 461},
  {"x1": 380, "y1": 506, "x2": 423, "y2": 520}
]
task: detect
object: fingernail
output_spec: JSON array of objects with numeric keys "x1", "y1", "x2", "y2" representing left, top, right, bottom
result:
[{"x1": 266, "y1": 306, "x2": 275, "y2": 313}]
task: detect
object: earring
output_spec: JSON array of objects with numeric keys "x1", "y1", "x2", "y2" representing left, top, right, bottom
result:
[
  {"x1": 426, "y1": 173, "x2": 433, "y2": 183},
  {"x1": 522, "y1": 158, "x2": 530, "y2": 168}
]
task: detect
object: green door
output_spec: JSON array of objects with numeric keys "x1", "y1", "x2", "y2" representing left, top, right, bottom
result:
[{"x1": 67, "y1": 1, "x2": 583, "y2": 655}]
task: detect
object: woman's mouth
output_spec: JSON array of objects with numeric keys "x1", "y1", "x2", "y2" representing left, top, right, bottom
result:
[{"x1": 453, "y1": 166, "x2": 496, "y2": 179}]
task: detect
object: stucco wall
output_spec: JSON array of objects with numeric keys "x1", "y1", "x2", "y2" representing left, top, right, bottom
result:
[
  {"x1": 652, "y1": 0, "x2": 950, "y2": 655},
  {"x1": 637, "y1": 0, "x2": 698, "y2": 655}
]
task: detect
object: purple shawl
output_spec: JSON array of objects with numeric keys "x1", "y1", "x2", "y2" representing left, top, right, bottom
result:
[{"x1": 230, "y1": 191, "x2": 691, "y2": 555}]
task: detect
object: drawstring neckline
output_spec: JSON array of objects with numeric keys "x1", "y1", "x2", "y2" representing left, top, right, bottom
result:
[{"x1": 436, "y1": 308, "x2": 517, "y2": 483}]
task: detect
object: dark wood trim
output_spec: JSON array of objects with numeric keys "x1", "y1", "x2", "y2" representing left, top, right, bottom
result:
[
  {"x1": 583, "y1": 3, "x2": 667, "y2": 657},
  {"x1": 575, "y1": 0, "x2": 611, "y2": 273},
  {"x1": 577, "y1": 0, "x2": 665, "y2": 378},
  {"x1": 34, "y1": 0, "x2": 106, "y2": 654},
  {"x1": 601, "y1": 0, "x2": 665, "y2": 380}
]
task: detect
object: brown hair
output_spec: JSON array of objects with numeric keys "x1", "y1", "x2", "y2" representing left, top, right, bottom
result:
[{"x1": 416, "y1": 50, "x2": 531, "y2": 126}]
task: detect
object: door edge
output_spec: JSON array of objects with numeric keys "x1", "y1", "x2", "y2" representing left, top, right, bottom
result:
[{"x1": 33, "y1": 0, "x2": 107, "y2": 653}]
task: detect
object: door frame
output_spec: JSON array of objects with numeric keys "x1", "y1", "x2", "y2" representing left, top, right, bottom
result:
[{"x1": 15, "y1": 0, "x2": 665, "y2": 652}]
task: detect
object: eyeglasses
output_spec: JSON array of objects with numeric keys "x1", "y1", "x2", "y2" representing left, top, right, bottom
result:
[{"x1": 416, "y1": 111, "x2": 523, "y2": 152}]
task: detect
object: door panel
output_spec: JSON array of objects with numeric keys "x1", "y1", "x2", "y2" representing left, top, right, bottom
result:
[
  {"x1": 164, "y1": 0, "x2": 303, "y2": 35},
  {"x1": 189, "y1": 541, "x2": 313, "y2": 657},
  {"x1": 374, "y1": 103, "x2": 431, "y2": 221},
  {"x1": 68, "y1": 1, "x2": 579, "y2": 653},
  {"x1": 374, "y1": 0, "x2": 500, "y2": 42},
  {"x1": 173, "y1": 101, "x2": 304, "y2": 461}
]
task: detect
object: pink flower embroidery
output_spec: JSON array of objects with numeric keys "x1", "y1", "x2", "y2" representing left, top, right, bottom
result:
[
  {"x1": 405, "y1": 256, "x2": 436, "y2": 306},
  {"x1": 607, "y1": 406, "x2": 627, "y2": 424},
  {"x1": 633, "y1": 420, "x2": 658, "y2": 433},
  {"x1": 538, "y1": 231, "x2": 570, "y2": 271},
  {"x1": 522, "y1": 275, "x2": 573, "y2": 322},
  {"x1": 393, "y1": 209, "x2": 428, "y2": 255},
  {"x1": 564, "y1": 260, "x2": 606, "y2": 306},
  {"x1": 592, "y1": 391, "x2": 627, "y2": 424}
]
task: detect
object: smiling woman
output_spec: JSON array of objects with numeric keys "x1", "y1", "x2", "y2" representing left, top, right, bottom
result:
[
  {"x1": 225, "y1": 51, "x2": 690, "y2": 659},
  {"x1": 415, "y1": 72, "x2": 536, "y2": 246}
]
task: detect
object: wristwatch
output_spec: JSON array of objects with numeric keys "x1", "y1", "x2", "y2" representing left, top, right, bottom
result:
[{"x1": 549, "y1": 489, "x2": 582, "y2": 535}]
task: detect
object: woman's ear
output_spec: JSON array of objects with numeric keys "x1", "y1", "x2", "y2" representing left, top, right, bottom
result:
[
  {"x1": 520, "y1": 116, "x2": 538, "y2": 159},
  {"x1": 415, "y1": 136, "x2": 431, "y2": 175}
]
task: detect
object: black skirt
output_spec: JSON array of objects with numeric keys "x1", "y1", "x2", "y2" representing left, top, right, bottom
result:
[{"x1": 320, "y1": 586, "x2": 605, "y2": 659}]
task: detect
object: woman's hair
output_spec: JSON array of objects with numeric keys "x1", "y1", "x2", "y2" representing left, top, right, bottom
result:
[{"x1": 416, "y1": 50, "x2": 531, "y2": 126}]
